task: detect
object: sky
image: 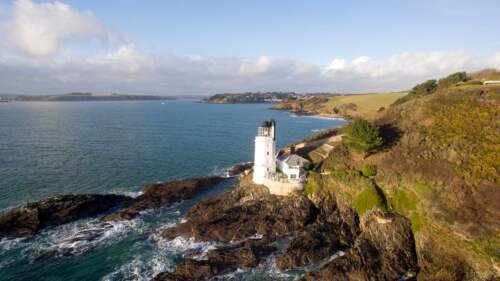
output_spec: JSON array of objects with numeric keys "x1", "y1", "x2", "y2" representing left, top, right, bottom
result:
[{"x1": 0, "y1": 0, "x2": 499, "y2": 95}]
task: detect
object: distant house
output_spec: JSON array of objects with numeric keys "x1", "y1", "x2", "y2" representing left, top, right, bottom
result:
[{"x1": 483, "y1": 80, "x2": 500, "y2": 85}]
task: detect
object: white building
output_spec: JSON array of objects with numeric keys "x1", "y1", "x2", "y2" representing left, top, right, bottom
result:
[
  {"x1": 483, "y1": 80, "x2": 500, "y2": 85},
  {"x1": 277, "y1": 154, "x2": 310, "y2": 180},
  {"x1": 252, "y1": 120, "x2": 309, "y2": 195},
  {"x1": 252, "y1": 120, "x2": 277, "y2": 184}
]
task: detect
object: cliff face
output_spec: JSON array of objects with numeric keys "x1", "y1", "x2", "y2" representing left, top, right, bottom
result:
[{"x1": 309, "y1": 83, "x2": 500, "y2": 280}]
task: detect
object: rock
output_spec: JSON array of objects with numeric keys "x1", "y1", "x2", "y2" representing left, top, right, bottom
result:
[
  {"x1": 0, "y1": 194, "x2": 130, "y2": 238},
  {"x1": 227, "y1": 162, "x2": 253, "y2": 177},
  {"x1": 153, "y1": 239, "x2": 276, "y2": 281},
  {"x1": 103, "y1": 176, "x2": 225, "y2": 221},
  {"x1": 276, "y1": 193, "x2": 359, "y2": 271},
  {"x1": 301, "y1": 210, "x2": 419, "y2": 281},
  {"x1": 162, "y1": 184, "x2": 317, "y2": 242},
  {"x1": 276, "y1": 222, "x2": 349, "y2": 270}
]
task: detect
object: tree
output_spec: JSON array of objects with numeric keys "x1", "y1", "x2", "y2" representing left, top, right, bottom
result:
[
  {"x1": 343, "y1": 118, "x2": 383, "y2": 154},
  {"x1": 438, "y1": 72, "x2": 468, "y2": 87},
  {"x1": 393, "y1": 79, "x2": 438, "y2": 105}
]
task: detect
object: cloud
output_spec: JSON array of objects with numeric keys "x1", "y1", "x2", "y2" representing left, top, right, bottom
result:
[
  {"x1": 2, "y1": 0, "x2": 116, "y2": 57},
  {"x1": 0, "y1": 1, "x2": 499, "y2": 95},
  {"x1": 1, "y1": 48, "x2": 499, "y2": 95}
]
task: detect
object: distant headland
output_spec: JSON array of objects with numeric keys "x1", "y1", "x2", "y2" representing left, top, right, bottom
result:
[{"x1": 0, "y1": 92, "x2": 177, "y2": 102}]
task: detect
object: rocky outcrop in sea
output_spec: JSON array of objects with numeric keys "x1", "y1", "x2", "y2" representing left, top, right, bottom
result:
[{"x1": 0, "y1": 194, "x2": 130, "y2": 238}]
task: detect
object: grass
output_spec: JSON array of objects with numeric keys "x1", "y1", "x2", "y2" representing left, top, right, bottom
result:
[
  {"x1": 353, "y1": 185, "x2": 388, "y2": 215},
  {"x1": 324, "y1": 92, "x2": 407, "y2": 118},
  {"x1": 410, "y1": 213, "x2": 423, "y2": 233},
  {"x1": 389, "y1": 189, "x2": 418, "y2": 212}
]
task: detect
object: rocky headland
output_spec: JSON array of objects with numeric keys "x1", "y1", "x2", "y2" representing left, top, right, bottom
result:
[{"x1": 154, "y1": 174, "x2": 418, "y2": 281}]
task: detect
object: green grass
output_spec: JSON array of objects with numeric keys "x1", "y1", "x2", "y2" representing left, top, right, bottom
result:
[
  {"x1": 411, "y1": 180, "x2": 434, "y2": 199},
  {"x1": 389, "y1": 189, "x2": 418, "y2": 212},
  {"x1": 360, "y1": 164, "x2": 377, "y2": 177},
  {"x1": 303, "y1": 172, "x2": 322, "y2": 196},
  {"x1": 353, "y1": 185, "x2": 388, "y2": 215},
  {"x1": 410, "y1": 213, "x2": 423, "y2": 233}
]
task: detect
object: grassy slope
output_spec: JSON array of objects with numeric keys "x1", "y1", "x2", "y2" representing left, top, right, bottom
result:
[
  {"x1": 323, "y1": 92, "x2": 407, "y2": 118},
  {"x1": 302, "y1": 83, "x2": 500, "y2": 280},
  {"x1": 273, "y1": 92, "x2": 407, "y2": 120}
]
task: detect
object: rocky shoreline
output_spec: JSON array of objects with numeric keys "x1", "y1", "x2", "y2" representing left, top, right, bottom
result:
[
  {"x1": 154, "y1": 176, "x2": 418, "y2": 280},
  {"x1": 0, "y1": 162, "x2": 253, "y2": 239},
  {"x1": 0, "y1": 162, "x2": 419, "y2": 280}
]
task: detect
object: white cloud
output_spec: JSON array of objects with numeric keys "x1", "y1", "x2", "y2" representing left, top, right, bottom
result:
[
  {"x1": 325, "y1": 58, "x2": 345, "y2": 72},
  {"x1": 0, "y1": 1, "x2": 498, "y2": 95},
  {"x1": 3, "y1": 0, "x2": 116, "y2": 57}
]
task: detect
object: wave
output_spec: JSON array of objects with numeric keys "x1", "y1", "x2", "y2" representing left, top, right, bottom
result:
[
  {"x1": 27, "y1": 218, "x2": 140, "y2": 261},
  {"x1": 0, "y1": 237, "x2": 26, "y2": 253},
  {"x1": 102, "y1": 236, "x2": 221, "y2": 281}
]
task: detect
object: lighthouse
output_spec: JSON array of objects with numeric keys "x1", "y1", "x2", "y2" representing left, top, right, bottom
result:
[{"x1": 252, "y1": 120, "x2": 276, "y2": 184}]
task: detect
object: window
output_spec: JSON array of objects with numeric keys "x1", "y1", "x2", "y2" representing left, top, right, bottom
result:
[
  {"x1": 290, "y1": 174, "x2": 296, "y2": 179},
  {"x1": 267, "y1": 152, "x2": 269, "y2": 155}
]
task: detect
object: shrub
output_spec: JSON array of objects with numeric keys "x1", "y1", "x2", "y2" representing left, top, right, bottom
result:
[
  {"x1": 353, "y1": 186, "x2": 388, "y2": 215},
  {"x1": 360, "y1": 164, "x2": 377, "y2": 177},
  {"x1": 303, "y1": 162, "x2": 315, "y2": 171},
  {"x1": 438, "y1": 72, "x2": 468, "y2": 87},
  {"x1": 342, "y1": 118, "x2": 383, "y2": 153},
  {"x1": 393, "y1": 79, "x2": 438, "y2": 105}
]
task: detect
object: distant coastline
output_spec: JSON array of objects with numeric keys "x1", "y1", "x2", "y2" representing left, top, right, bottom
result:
[{"x1": 0, "y1": 92, "x2": 177, "y2": 102}]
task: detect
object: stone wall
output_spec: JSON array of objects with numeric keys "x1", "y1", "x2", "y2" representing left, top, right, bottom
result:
[{"x1": 262, "y1": 177, "x2": 304, "y2": 196}]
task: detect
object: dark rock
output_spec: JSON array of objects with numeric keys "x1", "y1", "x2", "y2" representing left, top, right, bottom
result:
[
  {"x1": 301, "y1": 210, "x2": 419, "y2": 281},
  {"x1": 276, "y1": 192, "x2": 359, "y2": 271},
  {"x1": 162, "y1": 184, "x2": 317, "y2": 242},
  {"x1": 227, "y1": 162, "x2": 253, "y2": 177},
  {"x1": 153, "y1": 239, "x2": 276, "y2": 281},
  {"x1": 103, "y1": 176, "x2": 225, "y2": 221},
  {"x1": 276, "y1": 222, "x2": 349, "y2": 270},
  {"x1": 0, "y1": 194, "x2": 130, "y2": 238}
]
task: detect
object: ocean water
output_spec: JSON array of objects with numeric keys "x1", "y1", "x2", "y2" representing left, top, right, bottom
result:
[{"x1": 0, "y1": 100, "x2": 343, "y2": 281}]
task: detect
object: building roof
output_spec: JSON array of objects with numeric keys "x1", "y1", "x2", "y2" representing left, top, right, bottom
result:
[
  {"x1": 279, "y1": 154, "x2": 309, "y2": 167},
  {"x1": 260, "y1": 119, "x2": 276, "y2": 128}
]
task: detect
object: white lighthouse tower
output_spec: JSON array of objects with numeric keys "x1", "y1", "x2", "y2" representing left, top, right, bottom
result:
[{"x1": 253, "y1": 120, "x2": 277, "y2": 184}]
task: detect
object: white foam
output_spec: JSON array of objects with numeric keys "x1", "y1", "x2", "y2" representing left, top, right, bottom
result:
[
  {"x1": 29, "y1": 219, "x2": 138, "y2": 259},
  {"x1": 291, "y1": 113, "x2": 345, "y2": 121},
  {"x1": 0, "y1": 237, "x2": 26, "y2": 253},
  {"x1": 102, "y1": 236, "x2": 221, "y2": 281}
]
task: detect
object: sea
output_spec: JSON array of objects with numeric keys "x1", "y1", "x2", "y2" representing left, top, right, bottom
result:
[{"x1": 0, "y1": 100, "x2": 344, "y2": 281}]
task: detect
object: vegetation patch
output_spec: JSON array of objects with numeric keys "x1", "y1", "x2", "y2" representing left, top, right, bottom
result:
[
  {"x1": 410, "y1": 213, "x2": 423, "y2": 233},
  {"x1": 360, "y1": 164, "x2": 377, "y2": 177},
  {"x1": 392, "y1": 72, "x2": 468, "y2": 105},
  {"x1": 303, "y1": 172, "x2": 323, "y2": 196},
  {"x1": 353, "y1": 185, "x2": 388, "y2": 215},
  {"x1": 342, "y1": 118, "x2": 383, "y2": 154},
  {"x1": 389, "y1": 189, "x2": 418, "y2": 213},
  {"x1": 425, "y1": 87, "x2": 500, "y2": 183},
  {"x1": 320, "y1": 144, "x2": 351, "y2": 171}
]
